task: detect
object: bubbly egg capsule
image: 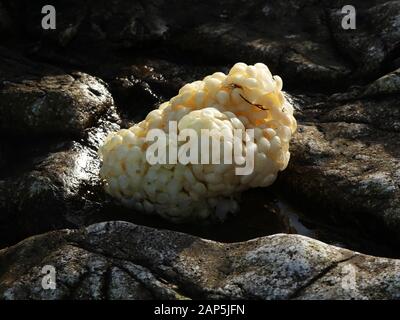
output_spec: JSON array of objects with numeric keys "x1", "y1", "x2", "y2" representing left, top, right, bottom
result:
[{"x1": 98, "y1": 62, "x2": 297, "y2": 222}]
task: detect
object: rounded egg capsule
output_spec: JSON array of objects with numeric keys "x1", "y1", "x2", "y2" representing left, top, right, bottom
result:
[{"x1": 98, "y1": 62, "x2": 297, "y2": 223}]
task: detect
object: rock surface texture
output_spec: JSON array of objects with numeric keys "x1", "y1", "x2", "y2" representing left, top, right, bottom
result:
[
  {"x1": 0, "y1": 221, "x2": 399, "y2": 300},
  {"x1": 0, "y1": 0, "x2": 400, "y2": 299}
]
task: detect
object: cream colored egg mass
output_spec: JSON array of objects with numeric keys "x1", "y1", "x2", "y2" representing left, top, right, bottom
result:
[{"x1": 98, "y1": 62, "x2": 297, "y2": 223}]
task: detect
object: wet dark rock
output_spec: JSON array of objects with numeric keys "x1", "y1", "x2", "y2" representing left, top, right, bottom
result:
[
  {"x1": 0, "y1": 72, "x2": 113, "y2": 136},
  {"x1": 0, "y1": 107, "x2": 120, "y2": 247},
  {"x1": 0, "y1": 142, "x2": 100, "y2": 246},
  {"x1": 0, "y1": 221, "x2": 399, "y2": 300},
  {"x1": 0, "y1": 48, "x2": 114, "y2": 136},
  {"x1": 279, "y1": 92, "x2": 400, "y2": 245},
  {"x1": 0, "y1": 98, "x2": 120, "y2": 249}
]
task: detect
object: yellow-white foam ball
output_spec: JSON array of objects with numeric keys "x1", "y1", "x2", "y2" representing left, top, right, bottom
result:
[{"x1": 98, "y1": 62, "x2": 297, "y2": 222}]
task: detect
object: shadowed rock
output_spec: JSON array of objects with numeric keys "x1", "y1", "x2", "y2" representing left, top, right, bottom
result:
[
  {"x1": 6, "y1": 0, "x2": 396, "y2": 92},
  {"x1": 329, "y1": 1, "x2": 400, "y2": 79}
]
